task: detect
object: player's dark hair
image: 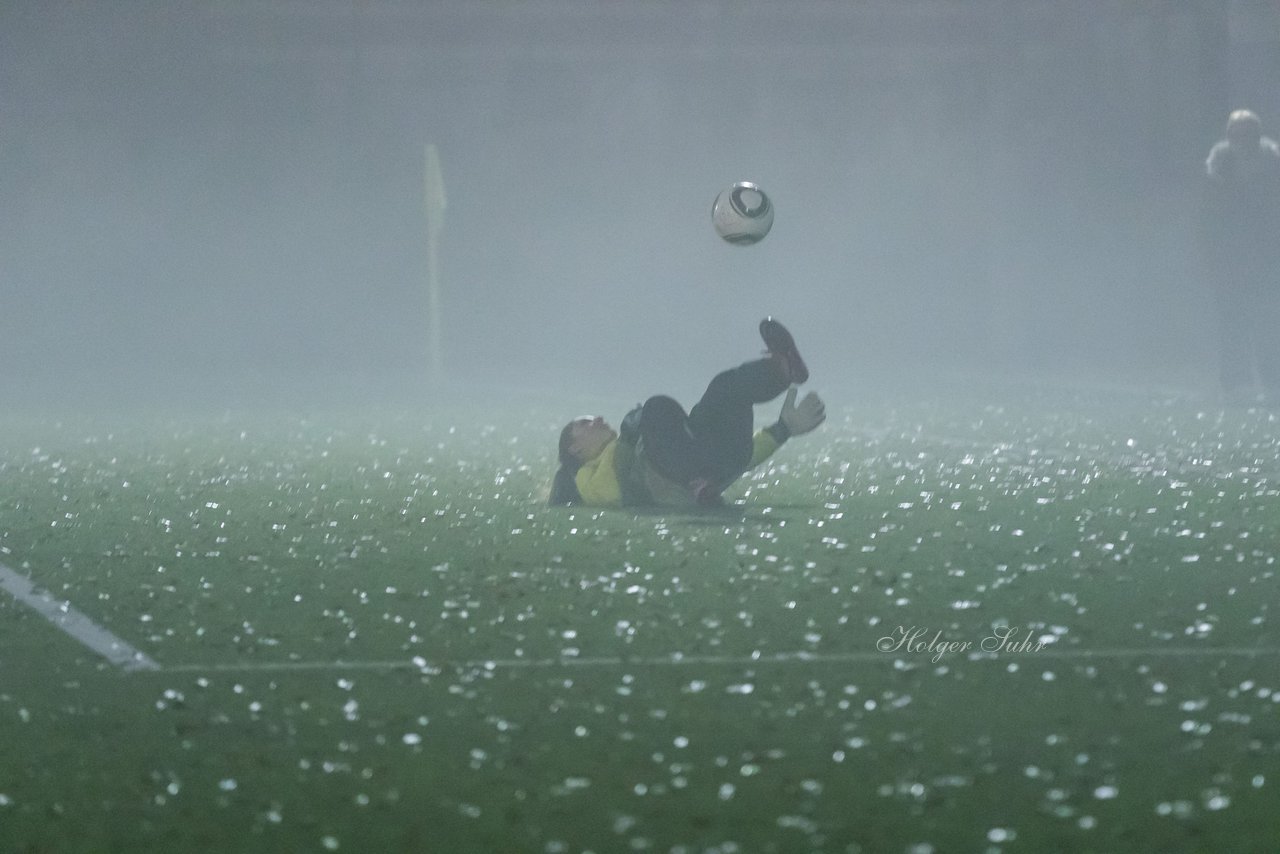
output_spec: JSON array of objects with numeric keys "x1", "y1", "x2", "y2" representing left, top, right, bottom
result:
[{"x1": 549, "y1": 421, "x2": 583, "y2": 506}]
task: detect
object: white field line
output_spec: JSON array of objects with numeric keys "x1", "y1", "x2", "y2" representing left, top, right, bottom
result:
[
  {"x1": 0, "y1": 563, "x2": 160, "y2": 672},
  {"x1": 154, "y1": 645, "x2": 1280, "y2": 675},
  {"x1": 1, "y1": 555, "x2": 1272, "y2": 676}
]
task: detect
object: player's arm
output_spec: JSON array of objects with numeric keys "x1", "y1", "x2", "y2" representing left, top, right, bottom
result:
[{"x1": 574, "y1": 441, "x2": 624, "y2": 506}]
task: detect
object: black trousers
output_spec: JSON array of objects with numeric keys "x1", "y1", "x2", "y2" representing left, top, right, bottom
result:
[
  {"x1": 1213, "y1": 263, "x2": 1280, "y2": 395},
  {"x1": 637, "y1": 358, "x2": 788, "y2": 489}
]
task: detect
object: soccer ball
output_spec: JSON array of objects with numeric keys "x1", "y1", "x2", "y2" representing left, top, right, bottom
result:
[{"x1": 711, "y1": 181, "x2": 774, "y2": 245}]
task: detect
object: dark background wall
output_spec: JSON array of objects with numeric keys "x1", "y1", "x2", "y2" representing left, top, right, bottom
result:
[{"x1": 2, "y1": 0, "x2": 1276, "y2": 408}]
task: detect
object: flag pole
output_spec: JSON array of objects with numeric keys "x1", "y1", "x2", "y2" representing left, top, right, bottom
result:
[{"x1": 424, "y1": 143, "x2": 446, "y2": 388}]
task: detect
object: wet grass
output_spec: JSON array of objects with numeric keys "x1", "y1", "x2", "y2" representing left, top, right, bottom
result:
[{"x1": 1, "y1": 391, "x2": 1278, "y2": 853}]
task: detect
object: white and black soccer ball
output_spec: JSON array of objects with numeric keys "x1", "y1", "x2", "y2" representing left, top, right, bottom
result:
[{"x1": 711, "y1": 181, "x2": 774, "y2": 245}]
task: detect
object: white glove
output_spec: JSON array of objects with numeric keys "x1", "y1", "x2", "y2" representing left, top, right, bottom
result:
[{"x1": 779, "y1": 386, "x2": 826, "y2": 437}]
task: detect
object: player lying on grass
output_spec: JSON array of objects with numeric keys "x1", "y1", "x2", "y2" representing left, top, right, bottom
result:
[{"x1": 550, "y1": 318, "x2": 826, "y2": 507}]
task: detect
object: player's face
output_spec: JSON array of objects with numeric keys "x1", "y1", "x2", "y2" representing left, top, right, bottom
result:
[{"x1": 568, "y1": 416, "x2": 616, "y2": 462}]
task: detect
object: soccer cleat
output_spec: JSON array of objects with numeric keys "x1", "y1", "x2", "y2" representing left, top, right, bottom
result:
[{"x1": 759, "y1": 317, "x2": 809, "y2": 385}]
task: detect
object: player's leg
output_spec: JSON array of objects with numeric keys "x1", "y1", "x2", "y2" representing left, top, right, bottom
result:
[
  {"x1": 687, "y1": 319, "x2": 807, "y2": 479},
  {"x1": 635, "y1": 395, "x2": 704, "y2": 485},
  {"x1": 686, "y1": 358, "x2": 788, "y2": 474},
  {"x1": 1253, "y1": 274, "x2": 1280, "y2": 400},
  {"x1": 1215, "y1": 274, "x2": 1254, "y2": 398},
  {"x1": 641, "y1": 319, "x2": 809, "y2": 499},
  {"x1": 637, "y1": 361, "x2": 788, "y2": 494}
]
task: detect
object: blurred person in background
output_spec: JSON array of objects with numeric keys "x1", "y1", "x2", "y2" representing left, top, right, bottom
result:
[{"x1": 1200, "y1": 109, "x2": 1280, "y2": 404}]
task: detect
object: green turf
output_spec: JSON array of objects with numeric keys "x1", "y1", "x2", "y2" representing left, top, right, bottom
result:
[{"x1": 1, "y1": 392, "x2": 1278, "y2": 852}]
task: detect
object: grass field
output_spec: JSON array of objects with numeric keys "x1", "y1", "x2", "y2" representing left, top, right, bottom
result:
[{"x1": 2, "y1": 387, "x2": 1279, "y2": 853}]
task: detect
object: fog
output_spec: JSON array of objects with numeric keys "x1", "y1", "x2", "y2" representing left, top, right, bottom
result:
[{"x1": 3, "y1": 1, "x2": 1276, "y2": 411}]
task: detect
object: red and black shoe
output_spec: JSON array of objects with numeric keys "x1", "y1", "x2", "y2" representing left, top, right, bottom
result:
[{"x1": 759, "y1": 317, "x2": 809, "y2": 385}]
